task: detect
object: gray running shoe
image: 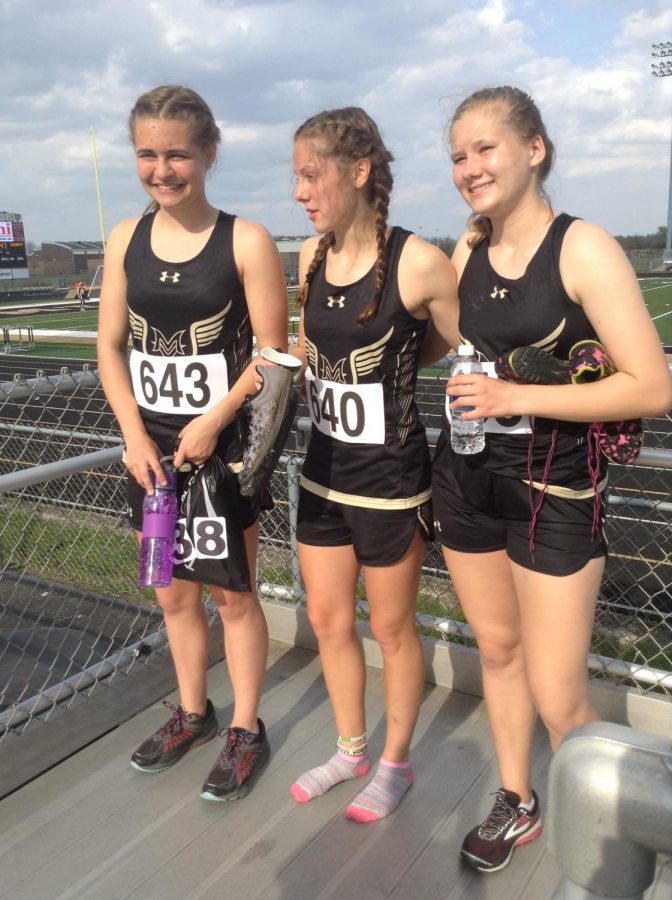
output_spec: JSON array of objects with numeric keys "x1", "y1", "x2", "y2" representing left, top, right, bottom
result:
[
  {"x1": 130, "y1": 699, "x2": 219, "y2": 773},
  {"x1": 238, "y1": 349, "x2": 300, "y2": 497},
  {"x1": 201, "y1": 718, "x2": 271, "y2": 800}
]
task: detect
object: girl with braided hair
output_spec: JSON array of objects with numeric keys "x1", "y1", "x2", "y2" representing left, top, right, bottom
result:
[{"x1": 289, "y1": 107, "x2": 458, "y2": 822}]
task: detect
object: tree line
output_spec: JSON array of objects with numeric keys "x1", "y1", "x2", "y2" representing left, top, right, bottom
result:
[{"x1": 612, "y1": 226, "x2": 667, "y2": 252}]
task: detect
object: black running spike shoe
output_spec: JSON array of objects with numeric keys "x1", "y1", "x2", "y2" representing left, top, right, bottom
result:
[
  {"x1": 130, "y1": 699, "x2": 219, "y2": 773},
  {"x1": 200, "y1": 718, "x2": 271, "y2": 801},
  {"x1": 494, "y1": 345, "x2": 570, "y2": 385},
  {"x1": 460, "y1": 788, "x2": 543, "y2": 873}
]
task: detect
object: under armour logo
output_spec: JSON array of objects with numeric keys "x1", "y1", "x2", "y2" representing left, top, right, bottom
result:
[
  {"x1": 326, "y1": 294, "x2": 345, "y2": 308},
  {"x1": 160, "y1": 271, "x2": 181, "y2": 283},
  {"x1": 490, "y1": 286, "x2": 508, "y2": 300}
]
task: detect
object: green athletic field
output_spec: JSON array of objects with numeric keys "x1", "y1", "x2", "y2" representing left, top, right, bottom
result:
[
  {"x1": 639, "y1": 278, "x2": 672, "y2": 345},
  {"x1": 0, "y1": 279, "x2": 670, "y2": 360}
]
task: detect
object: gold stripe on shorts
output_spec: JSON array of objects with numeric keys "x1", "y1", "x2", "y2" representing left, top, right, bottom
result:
[
  {"x1": 300, "y1": 474, "x2": 431, "y2": 510},
  {"x1": 521, "y1": 475, "x2": 608, "y2": 501}
]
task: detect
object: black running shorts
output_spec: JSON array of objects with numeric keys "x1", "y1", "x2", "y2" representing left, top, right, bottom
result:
[
  {"x1": 432, "y1": 453, "x2": 607, "y2": 577},
  {"x1": 296, "y1": 487, "x2": 431, "y2": 567}
]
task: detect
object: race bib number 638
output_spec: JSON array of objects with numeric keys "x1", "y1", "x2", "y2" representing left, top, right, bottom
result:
[{"x1": 174, "y1": 516, "x2": 229, "y2": 564}]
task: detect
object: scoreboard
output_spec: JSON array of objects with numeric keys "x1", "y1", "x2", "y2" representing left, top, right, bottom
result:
[{"x1": 0, "y1": 211, "x2": 29, "y2": 280}]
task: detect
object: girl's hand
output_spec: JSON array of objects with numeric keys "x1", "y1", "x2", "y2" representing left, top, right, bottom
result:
[
  {"x1": 447, "y1": 373, "x2": 522, "y2": 420},
  {"x1": 252, "y1": 357, "x2": 276, "y2": 391},
  {"x1": 124, "y1": 433, "x2": 166, "y2": 493},
  {"x1": 174, "y1": 414, "x2": 220, "y2": 468}
]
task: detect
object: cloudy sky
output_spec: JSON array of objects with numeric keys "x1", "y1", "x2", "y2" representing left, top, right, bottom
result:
[{"x1": 2, "y1": 0, "x2": 671, "y2": 247}]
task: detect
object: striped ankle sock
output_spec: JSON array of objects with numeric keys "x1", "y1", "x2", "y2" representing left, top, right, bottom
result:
[
  {"x1": 291, "y1": 750, "x2": 371, "y2": 803},
  {"x1": 345, "y1": 758, "x2": 414, "y2": 823}
]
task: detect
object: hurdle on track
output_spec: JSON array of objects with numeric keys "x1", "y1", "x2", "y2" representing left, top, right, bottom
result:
[{"x1": 3, "y1": 325, "x2": 35, "y2": 354}]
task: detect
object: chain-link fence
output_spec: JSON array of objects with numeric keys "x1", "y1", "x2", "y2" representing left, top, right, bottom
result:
[{"x1": 0, "y1": 364, "x2": 670, "y2": 746}]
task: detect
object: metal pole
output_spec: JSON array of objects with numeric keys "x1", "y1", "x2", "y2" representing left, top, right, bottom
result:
[
  {"x1": 652, "y1": 43, "x2": 672, "y2": 254},
  {"x1": 287, "y1": 457, "x2": 304, "y2": 595},
  {"x1": 90, "y1": 126, "x2": 106, "y2": 253},
  {"x1": 667, "y1": 131, "x2": 672, "y2": 254},
  {"x1": 0, "y1": 445, "x2": 122, "y2": 493},
  {"x1": 549, "y1": 722, "x2": 672, "y2": 899}
]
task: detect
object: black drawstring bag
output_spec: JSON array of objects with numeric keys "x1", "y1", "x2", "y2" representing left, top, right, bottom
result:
[{"x1": 172, "y1": 455, "x2": 251, "y2": 592}]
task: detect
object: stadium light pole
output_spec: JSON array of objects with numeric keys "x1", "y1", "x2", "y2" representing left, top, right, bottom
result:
[{"x1": 652, "y1": 42, "x2": 672, "y2": 254}]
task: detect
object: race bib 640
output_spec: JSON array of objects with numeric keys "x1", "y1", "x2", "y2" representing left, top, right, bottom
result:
[{"x1": 305, "y1": 367, "x2": 385, "y2": 444}]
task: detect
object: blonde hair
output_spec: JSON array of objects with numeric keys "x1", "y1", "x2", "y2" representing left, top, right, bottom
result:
[
  {"x1": 294, "y1": 107, "x2": 394, "y2": 325},
  {"x1": 449, "y1": 86, "x2": 555, "y2": 248},
  {"x1": 129, "y1": 85, "x2": 221, "y2": 214}
]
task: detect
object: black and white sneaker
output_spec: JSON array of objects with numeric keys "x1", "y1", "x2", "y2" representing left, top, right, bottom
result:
[
  {"x1": 131, "y1": 699, "x2": 219, "y2": 773},
  {"x1": 201, "y1": 718, "x2": 271, "y2": 801},
  {"x1": 460, "y1": 788, "x2": 543, "y2": 873}
]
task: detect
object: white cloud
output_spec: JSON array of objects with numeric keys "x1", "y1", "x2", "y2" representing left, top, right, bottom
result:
[
  {"x1": 477, "y1": 0, "x2": 510, "y2": 27},
  {"x1": 1, "y1": 0, "x2": 670, "y2": 244}
]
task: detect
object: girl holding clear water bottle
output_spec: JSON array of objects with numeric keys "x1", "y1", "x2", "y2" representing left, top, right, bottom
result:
[{"x1": 431, "y1": 86, "x2": 672, "y2": 874}]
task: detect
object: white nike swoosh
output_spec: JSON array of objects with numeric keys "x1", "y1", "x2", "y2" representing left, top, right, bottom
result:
[{"x1": 505, "y1": 818, "x2": 534, "y2": 840}]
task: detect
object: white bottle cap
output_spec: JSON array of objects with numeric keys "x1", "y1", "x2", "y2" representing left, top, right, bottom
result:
[{"x1": 457, "y1": 343, "x2": 475, "y2": 355}]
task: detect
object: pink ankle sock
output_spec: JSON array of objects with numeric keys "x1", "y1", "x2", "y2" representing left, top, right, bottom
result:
[
  {"x1": 291, "y1": 750, "x2": 370, "y2": 803},
  {"x1": 345, "y1": 758, "x2": 414, "y2": 823}
]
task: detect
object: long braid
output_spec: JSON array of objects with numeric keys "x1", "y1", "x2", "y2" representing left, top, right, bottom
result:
[
  {"x1": 294, "y1": 107, "x2": 394, "y2": 325},
  {"x1": 357, "y1": 176, "x2": 391, "y2": 325},
  {"x1": 296, "y1": 232, "x2": 334, "y2": 308}
]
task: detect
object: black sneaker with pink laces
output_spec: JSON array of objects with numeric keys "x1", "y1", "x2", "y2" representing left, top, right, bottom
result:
[
  {"x1": 460, "y1": 788, "x2": 543, "y2": 873},
  {"x1": 131, "y1": 699, "x2": 219, "y2": 773},
  {"x1": 201, "y1": 718, "x2": 270, "y2": 801}
]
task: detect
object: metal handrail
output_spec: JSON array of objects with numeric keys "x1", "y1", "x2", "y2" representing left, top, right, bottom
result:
[
  {"x1": 549, "y1": 722, "x2": 672, "y2": 899},
  {"x1": 1, "y1": 434, "x2": 670, "y2": 732}
]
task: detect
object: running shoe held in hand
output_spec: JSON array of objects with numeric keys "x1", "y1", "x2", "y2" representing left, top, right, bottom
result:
[
  {"x1": 237, "y1": 348, "x2": 301, "y2": 497},
  {"x1": 494, "y1": 345, "x2": 570, "y2": 385},
  {"x1": 569, "y1": 339, "x2": 643, "y2": 465}
]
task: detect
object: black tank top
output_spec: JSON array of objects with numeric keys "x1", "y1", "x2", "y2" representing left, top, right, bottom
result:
[
  {"x1": 445, "y1": 213, "x2": 605, "y2": 488},
  {"x1": 124, "y1": 211, "x2": 252, "y2": 453},
  {"x1": 301, "y1": 226, "x2": 431, "y2": 507}
]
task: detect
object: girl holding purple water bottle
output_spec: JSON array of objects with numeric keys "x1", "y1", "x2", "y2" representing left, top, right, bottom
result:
[{"x1": 97, "y1": 85, "x2": 288, "y2": 800}]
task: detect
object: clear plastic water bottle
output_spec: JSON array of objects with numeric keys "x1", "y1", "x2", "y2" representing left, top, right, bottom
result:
[
  {"x1": 450, "y1": 343, "x2": 485, "y2": 455},
  {"x1": 138, "y1": 458, "x2": 178, "y2": 588}
]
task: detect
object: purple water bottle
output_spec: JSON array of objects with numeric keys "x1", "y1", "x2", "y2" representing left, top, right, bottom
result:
[{"x1": 138, "y1": 457, "x2": 178, "y2": 588}]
